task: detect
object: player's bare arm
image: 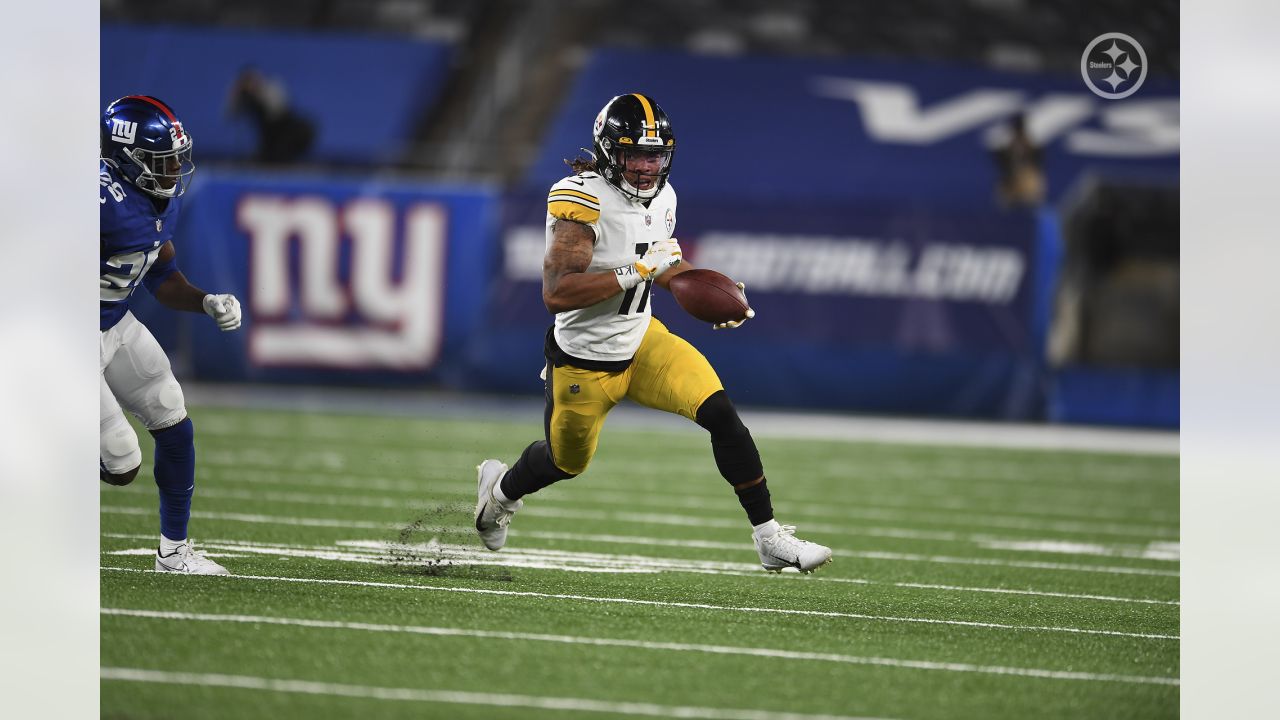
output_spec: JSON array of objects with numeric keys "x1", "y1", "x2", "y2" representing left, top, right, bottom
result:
[
  {"x1": 150, "y1": 241, "x2": 209, "y2": 313},
  {"x1": 148, "y1": 240, "x2": 243, "y2": 331},
  {"x1": 542, "y1": 219, "x2": 621, "y2": 312}
]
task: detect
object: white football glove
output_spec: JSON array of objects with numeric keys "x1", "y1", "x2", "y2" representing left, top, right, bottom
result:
[
  {"x1": 202, "y1": 293, "x2": 242, "y2": 331},
  {"x1": 712, "y1": 282, "x2": 755, "y2": 330},
  {"x1": 616, "y1": 239, "x2": 681, "y2": 290}
]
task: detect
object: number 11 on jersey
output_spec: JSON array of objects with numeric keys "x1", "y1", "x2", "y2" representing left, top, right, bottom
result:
[{"x1": 618, "y1": 243, "x2": 652, "y2": 315}]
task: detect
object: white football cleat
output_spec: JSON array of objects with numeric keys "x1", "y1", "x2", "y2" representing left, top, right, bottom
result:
[
  {"x1": 155, "y1": 541, "x2": 229, "y2": 575},
  {"x1": 754, "y1": 523, "x2": 832, "y2": 573},
  {"x1": 474, "y1": 459, "x2": 520, "y2": 551}
]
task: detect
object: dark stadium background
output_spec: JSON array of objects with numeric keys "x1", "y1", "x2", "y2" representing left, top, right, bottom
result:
[{"x1": 100, "y1": 0, "x2": 1179, "y2": 430}]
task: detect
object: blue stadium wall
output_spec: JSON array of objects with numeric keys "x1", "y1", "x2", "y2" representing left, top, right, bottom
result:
[
  {"x1": 124, "y1": 166, "x2": 1176, "y2": 427},
  {"x1": 117, "y1": 44, "x2": 1178, "y2": 427},
  {"x1": 101, "y1": 24, "x2": 454, "y2": 165}
]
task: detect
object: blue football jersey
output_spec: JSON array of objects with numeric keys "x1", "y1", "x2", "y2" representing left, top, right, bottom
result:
[{"x1": 99, "y1": 160, "x2": 183, "y2": 330}]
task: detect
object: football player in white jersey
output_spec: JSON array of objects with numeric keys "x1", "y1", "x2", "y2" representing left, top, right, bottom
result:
[{"x1": 475, "y1": 93, "x2": 831, "y2": 573}]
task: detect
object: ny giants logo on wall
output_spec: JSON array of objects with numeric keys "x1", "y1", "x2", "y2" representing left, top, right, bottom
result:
[{"x1": 236, "y1": 195, "x2": 447, "y2": 370}]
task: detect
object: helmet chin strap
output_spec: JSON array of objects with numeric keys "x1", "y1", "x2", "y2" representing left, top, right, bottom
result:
[
  {"x1": 135, "y1": 170, "x2": 179, "y2": 198},
  {"x1": 149, "y1": 182, "x2": 178, "y2": 199},
  {"x1": 619, "y1": 175, "x2": 658, "y2": 200}
]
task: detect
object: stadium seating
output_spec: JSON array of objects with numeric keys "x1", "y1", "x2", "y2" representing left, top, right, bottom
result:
[{"x1": 100, "y1": 24, "x2": 454, "y2": 165}]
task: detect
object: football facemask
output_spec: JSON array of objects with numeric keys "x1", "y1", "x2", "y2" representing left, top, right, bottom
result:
[
  {"x1": 614, "y1": 147, "x2": 673, "y2": 200},
  {"x1": 127, "y1": 143, "x2": 195, "y2": 199},
  {"x1": 101, "y1": 95, "x2": 196, "y2": 199}
]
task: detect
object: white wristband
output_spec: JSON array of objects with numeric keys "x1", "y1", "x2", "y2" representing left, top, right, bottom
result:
[{"x1": 614, "y1": 264, "x2": 644, "y2": 290}]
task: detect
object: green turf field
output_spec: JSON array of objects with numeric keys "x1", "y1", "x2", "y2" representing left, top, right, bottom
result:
[{"x1": 100, "y1": 405, "x2": 1179, "y2": 719}]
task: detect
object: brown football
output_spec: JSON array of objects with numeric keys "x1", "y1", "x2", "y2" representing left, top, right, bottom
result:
[{"x1": 668, "y1": 269, "x2": 750, "y2": 324}]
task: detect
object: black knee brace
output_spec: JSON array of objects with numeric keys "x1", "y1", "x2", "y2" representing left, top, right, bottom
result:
[{"x1": 695, "y1": 391, "x2": 763, "y2": 485}]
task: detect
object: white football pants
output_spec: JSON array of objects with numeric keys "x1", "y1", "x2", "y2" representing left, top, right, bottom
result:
[{"x1": 100, "y1": 311, "x2": 188, "y2": 473}]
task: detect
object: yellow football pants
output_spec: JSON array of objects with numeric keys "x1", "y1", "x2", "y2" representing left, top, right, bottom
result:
[{"x1": 547, "y1": 317, "x2": 723, "y2": 475}]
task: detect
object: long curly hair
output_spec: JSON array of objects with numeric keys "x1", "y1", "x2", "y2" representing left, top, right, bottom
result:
[{"x1": 564, "y1": 150, "x2": 598, "y2": 174}]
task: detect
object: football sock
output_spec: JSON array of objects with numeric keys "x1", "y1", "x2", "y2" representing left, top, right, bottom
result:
[
  {"x1": 752, "y1": 519, "x2": 782, "y2": 540},
  {"x1": 159, "y1": 535, "x2": 185, "y2": 555},
  {"x1": 694, "y1": 392, "x2": 773, "y2": 525},
  {"x1": 695, "y1": 391, "x2": 764, "y2": 486},
  {"x1": 501, "y1": 440, "x2": 576, "y2": 500},
  {"x1": 735, "y1": 477, "x2": 775, "y2": 527},
  {"x1": 492, "y1": 475, "x2": 516, "y2": 506},
  {"x1": 152, "y1": 417, "x2": 195, "y2": 542}
]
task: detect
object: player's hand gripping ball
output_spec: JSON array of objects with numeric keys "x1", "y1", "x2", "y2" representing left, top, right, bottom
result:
[{"x1": 668, "y1": 269, "x2": 754, "y2": 328}]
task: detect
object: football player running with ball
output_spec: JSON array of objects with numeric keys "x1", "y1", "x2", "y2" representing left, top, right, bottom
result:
[
  {"x1": 100, "y1": 96, "x2": 242, "y2": 575},
  {"x1": 476, "y1": 93, "x2": 832, "y2": 573}
]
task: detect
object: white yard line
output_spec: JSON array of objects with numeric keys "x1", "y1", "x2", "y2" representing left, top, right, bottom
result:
[
  {"x1": 99, "y1": 506, "x2": 1179, "y2": 577},
  {"x1": 741, "y1": 414, "x2": 1178, "y2": 456},
  {"x1": 184, "y1": 383, "x2": 1177, "y2": 455},
  {"x1": 563, "y1": 485, "x2": 1180, "y2": 527},
  {"x1": 100, "y1": 667, "x2": 892, "y2": 720},
  {"x1": 202, "y1": 466, "x2": 1180, "y2": 526},
  {"x1": 509, "y1": 531, "x2": 1179, "y2": 604},
  {"x1": 511, "y1": 531, "x2": 1177, "y2": 576},
  {"x1": 196, "y1": 445, "x2": 1171, "y2": 491},
  {"x1": 110, "y1": 484, "x2": 1178, "y2": 547},
  {"x1": 98, "y1": 567, "x2": 1178, "y2": 641},
  {"x1": 100, "y1": 532, "x2": 1177, "y2": 605},
  {"x1": 200, "y1": 468, "x2": 426, "y2": 493},
  {"x1": 527, "y1": 506, "x2": 1179, "y2": 543},
  {"x1": 976, "y1": 540, "x2": 1179, "y2": 561},
  {"x1": 113, "y1": 484, "x2": 441, "y2": 512},
  {"x1": 177, "y1": 456, "x2": 1182, "y2": 537},
  {"x1": 848, "y1": 550, "x2": 1177, "y2": 577},
  {"x1": 102, "y1": 505, "x2": 399, "y2": 530},
  {"x1": 101, "y1": 609, "x2": 1179, "y2": 686},
  {"x1": 194, "y1": 429, "x2": 1172, "y2": 479}
]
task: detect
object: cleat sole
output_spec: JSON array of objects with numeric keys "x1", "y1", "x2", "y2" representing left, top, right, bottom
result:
[
  {"x1": 764, "y1": 556, "x2": 832, "y2": 574},
  {"x1": 803, "y1": 557, "x2": 834, "y2": 574}
]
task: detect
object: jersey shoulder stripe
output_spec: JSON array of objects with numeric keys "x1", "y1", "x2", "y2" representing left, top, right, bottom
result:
[
  {"x1": 548, "y1": 199, "x2": 601, "y2": 225},
  {"x1": 548, "y1": 174, "x2": 606, "y2": 224},
  {"x1": 548, "y1": 188, "x2": 600, "y2": 205}
]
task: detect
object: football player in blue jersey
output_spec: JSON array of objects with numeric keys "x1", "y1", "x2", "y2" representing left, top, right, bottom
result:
[{"x1": 100, "y1": 95, "x2": 241, "y2": 575}]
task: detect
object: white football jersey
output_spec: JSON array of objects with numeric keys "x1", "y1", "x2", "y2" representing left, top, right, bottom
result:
[{"x1": 545, "y1": 171, "x2": 678, "y2": 364}]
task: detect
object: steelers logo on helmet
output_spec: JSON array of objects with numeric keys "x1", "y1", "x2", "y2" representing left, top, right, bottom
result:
[
  {"x1": 100, "y1": 95, "x2": 196, "y2": 199},
  {"x1": 592, "y1": 93, "x2": 675, "y2": 202}
]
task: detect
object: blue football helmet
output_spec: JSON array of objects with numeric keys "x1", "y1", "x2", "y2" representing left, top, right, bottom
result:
[{"x1": 100, "y1": 95, "x2": 195, "y2": 198}]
